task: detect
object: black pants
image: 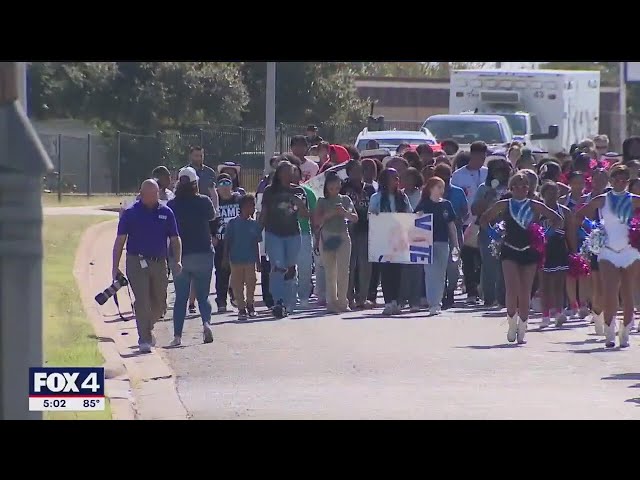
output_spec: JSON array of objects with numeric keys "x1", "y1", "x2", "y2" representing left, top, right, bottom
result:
[
  {"x1": 368, "y1": 263, "x2": 381, "y2": 302},
  {"x1": 260, "y1": 256, "x2": 274, "y2": 308},
  {"x1": 461, "y1": 246, "x2": 481, "y2": 298},
  {"x1": 214, "y1": 243, "x2": 231, "y2": 308},
  {"x1": 380, "y1": 263, "x2": 402, "y2": 304}
]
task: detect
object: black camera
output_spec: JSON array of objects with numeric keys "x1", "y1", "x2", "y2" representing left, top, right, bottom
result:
[{"x1": 95, "y1": 272, "x2": 129, "y2": 306}]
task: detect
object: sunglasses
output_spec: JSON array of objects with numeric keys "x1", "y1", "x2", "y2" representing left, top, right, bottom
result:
[{"x1": 217, "y1": 180, "x2": 233, "y2": 187}]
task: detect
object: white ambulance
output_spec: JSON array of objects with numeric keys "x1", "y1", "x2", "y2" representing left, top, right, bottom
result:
[{"x1": 449, "y1": 69, "x2": 601, "y2": 153}]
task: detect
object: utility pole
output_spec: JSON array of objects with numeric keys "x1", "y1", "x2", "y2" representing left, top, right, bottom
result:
[
  {"x1": 619, "y1": 62, "x2": 627, "y2": 152},
  {"x1": 264, "y1": 62, "x2": 276, "y2": 174},
  {"x1": 0, "y1": 62, "x2": 52, "y2": 419},
  {"x1": 16, "y1": 62, "x2": 27, "y2": 115}
]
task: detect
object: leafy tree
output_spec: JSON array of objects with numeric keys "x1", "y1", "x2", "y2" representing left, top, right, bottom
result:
[
  {"x1": 240, "y1": 62, "x2": 369, "y2": 126},
  {"x1": 29, "y1": 62, "x2": 249, "y2": 133}
]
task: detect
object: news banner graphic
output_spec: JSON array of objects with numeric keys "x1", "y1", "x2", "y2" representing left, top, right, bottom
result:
[
  {"x1": 369, "y1": 213, "x2": 434, "y2": 264},
  {"x1": 29, "y1": 367, "x2": 105, "y2": 412}
]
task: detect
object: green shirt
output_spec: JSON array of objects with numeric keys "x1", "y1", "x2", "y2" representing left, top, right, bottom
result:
[{"x1": 299, "y1": 185, "x2": 316, "y2": 234}]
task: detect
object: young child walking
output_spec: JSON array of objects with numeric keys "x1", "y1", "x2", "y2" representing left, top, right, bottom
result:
[{"x1": 223, "y1": 195, "x2": 263, "y2": 320}]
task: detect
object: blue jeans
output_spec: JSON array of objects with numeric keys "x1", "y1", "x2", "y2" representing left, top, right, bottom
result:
[
  {"x1": 297, "y1": 233, "x2": 313, "y2": 303},
  {"x1": 478, "y1": 228, "x2": 505, "y2": 305},
  {"x1": 423, "y1": 242, "x2": 450, "y2": 308},
  {"x1": 172, "y1": 252, "x2": 213, "y2": 337},
  {"x1": 265, "y1": 231, "x2": 301, "y2": 312}
]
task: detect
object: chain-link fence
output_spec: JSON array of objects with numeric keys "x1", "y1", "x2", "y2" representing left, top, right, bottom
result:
[
  {"x1": 38, "y1": 120, "x2": 425, "y2": 196},
  {"x1": 39, "y1": 115, "x2": 634, "y2": 197}
]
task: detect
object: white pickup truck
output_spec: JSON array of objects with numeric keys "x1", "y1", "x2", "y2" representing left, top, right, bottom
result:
[{"x1": 422, "y1": 114, "x2": 514, "y2": 152}]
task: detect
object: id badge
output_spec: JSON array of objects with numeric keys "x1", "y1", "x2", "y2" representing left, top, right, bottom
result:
[{"x1": 140, "y1": 259, "x2": 148, "y2": 269}]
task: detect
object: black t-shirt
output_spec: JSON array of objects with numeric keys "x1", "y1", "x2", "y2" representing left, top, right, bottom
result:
[
  {"x1": 262, "y1": 184, "x2": 307, "y2": 237},
  {"x1": 340, "y1": 180, "x2": 376, "y2": 233},
  {"x1": 167, "y1": 194, "x2": 215, "y2": 256},
  {"x1": 213, "y1": 192, "x2": 243, "y2": 241},
  {"x1": 414, "y1": 198, "x2": 457, "y2": 243}
]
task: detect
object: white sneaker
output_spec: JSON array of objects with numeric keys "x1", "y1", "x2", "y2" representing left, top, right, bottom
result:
[
  {"x1": 203, "y1": 324, "x2": 213, "y2": 344},
  {"x1": 382, "y1": 304, "x2": 393, "y2": 315},
  {"x1": 579, "y1": 306, "x2": 591, "y2": 319},
  {"x1": 507, "y1": 314, "x2": 518, "y2": 343},
  {"x1": 605, "y1": 321, "x2": 616, "y2": 348},
  {"x1": 555, "y1": 312, "x2": 567, "y2": 327},
  {"x1": 619, "y1": 321, "x2": 631, "y2": 348},
  {"x1": 541, "y1": 317, "x2": 550, "y2": 328},
  {"x1": 139, "y1": 343, "x2": 152, "y2": 354},
  {"x1": 169, "y1": 337, "x2": 181, "y2": 348},
  {"x1": 517, "y1": 317, "x2": 528, "y2": 344},
  {"x1": 391, "y1": 301, "x2": 402, "y2": 315},
  {"x1": 593, "y1": 312, "x2": 605, "y2": 336},
  {"x1": 429, "y1": 306, "x2": 441, "y2": 316}
]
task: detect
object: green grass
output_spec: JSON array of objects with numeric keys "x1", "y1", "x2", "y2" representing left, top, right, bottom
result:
[
  {"x1": 42, "y1": 193, "x2": 134, "y2": 208},
  {"x1": 43, "y1": 216, "x2": 113, "y2": 420}
]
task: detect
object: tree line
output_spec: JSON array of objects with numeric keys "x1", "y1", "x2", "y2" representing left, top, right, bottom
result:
[{"x1": 28, "y1": 62, "x2": 640, "y2": 137}]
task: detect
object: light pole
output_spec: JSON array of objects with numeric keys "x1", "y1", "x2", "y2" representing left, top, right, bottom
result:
[
  {"x1": 264, "y1": 62, "x2": 276, "y2": 174},
  {"x1": 619, "y1": 62, "x2": 627, "y2": 151},
  {"x1": 16, "y1": 62, "x2": 27, "y2": 115}
]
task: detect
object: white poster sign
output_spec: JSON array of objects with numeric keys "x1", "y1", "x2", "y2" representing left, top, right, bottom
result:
[
  {"x1": 303, "y1": 164, "x2": 348, "y2": 198},
  {"x1": 368, "y1": 212, "x2": 434, "y2": 264}
]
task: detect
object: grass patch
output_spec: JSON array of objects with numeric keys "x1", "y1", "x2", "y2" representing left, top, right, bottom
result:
[
  {"x1": 42, "y1": 193, "x2": 135, "y2": 208},
  {"x1": 43, "y1": 215, "x2": 113, "y2": 420}
]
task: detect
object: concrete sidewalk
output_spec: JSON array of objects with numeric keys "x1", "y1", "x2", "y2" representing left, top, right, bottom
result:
[{"x1": 74, "y1": 220, "x2": 188, "y2": 420}]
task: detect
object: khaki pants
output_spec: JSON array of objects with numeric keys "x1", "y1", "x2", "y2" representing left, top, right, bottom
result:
[
  {"x1": 320, "y1": 232, "x2": 352, "y2": 310},
  {"x1": 126, "y1": 255, "x2": 168, "y2": 345},
  {"x1": 230, "y1": 263, "x2": 257, "y2": 310}
]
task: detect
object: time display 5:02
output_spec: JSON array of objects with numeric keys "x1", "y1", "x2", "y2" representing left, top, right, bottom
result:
[{"x1": 43, "y1": 399, "x2": 67, "y2": 408}]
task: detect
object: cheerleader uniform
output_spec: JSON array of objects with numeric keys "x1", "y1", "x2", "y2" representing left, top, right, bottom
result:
[
  {"x1": 599, "y1": 190, "x2": 640, "y2": 348},
  {"x1": 598, "y1": 191, "x2": 640, "y2": 268},
  {"x1": 542, "y1": 206, "x2": 569, "y2": 273},
  {"x1": 500, "y1": 198, "x2": 540, "y2": 266}
]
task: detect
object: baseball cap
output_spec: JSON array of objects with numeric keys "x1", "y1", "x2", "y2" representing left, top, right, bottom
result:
[{"x1": 178, "y1": 166, "x2": 199, "y2": 183}]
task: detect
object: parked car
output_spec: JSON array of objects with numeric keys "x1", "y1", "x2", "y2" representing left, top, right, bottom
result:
[{"x1": 354, "y1": 128, "x2": 439, "y2": 153}]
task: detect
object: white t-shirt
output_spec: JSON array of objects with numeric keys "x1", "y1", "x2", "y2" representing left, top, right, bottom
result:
[
  {"x1": 451, "y1": 165, "x2": 488, "y2": 226},
  {"x1": 300, "y1": 159, "x2": 319, "y2": 182}
]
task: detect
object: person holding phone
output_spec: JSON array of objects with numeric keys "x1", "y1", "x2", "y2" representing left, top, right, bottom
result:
[
  {"x1": 315, "y1": 172, "x2": 358, "y2": 313},
  {"x1": 260, "y1": 160, "x2": 309, "y2": 318}
]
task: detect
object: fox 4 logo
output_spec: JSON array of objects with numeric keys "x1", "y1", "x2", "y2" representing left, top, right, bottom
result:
[{"x1": 29, "y1": 367, "x2": 105, "y2": 396}]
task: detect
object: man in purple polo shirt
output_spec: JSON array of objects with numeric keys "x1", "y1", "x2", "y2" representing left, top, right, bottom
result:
[{"x1": 112, "y1": 179, "x2": 182, "y2": 354}]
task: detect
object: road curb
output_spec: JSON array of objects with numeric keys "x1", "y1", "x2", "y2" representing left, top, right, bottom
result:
[{"x1": 73, "y1": 219, "x2": 189, "y2": 420}]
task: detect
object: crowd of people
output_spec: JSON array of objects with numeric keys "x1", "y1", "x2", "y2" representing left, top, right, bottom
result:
[{"x1": 112, "y1": 123, "x2": 640, "y2": 353}]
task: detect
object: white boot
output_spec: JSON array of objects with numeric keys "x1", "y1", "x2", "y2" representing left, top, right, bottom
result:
[
  {"x1": 619, "y1": 321, "x2": 631, "y2": 348},
  {"x1": 507, "y1": 314, "x2": 518, "y2": 343},
  {"x1": 517, "y1": 316, "x2": 528, "y2": 344},
  {"x1": 604, "y1": 321, "x2": 616, "y2": 348},
  {"x1": 593, "y1": 312, "x2": 605, "y2": 336}
]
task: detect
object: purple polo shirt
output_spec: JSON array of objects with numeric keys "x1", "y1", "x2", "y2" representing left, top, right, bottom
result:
[{"x1": 117, "y1": 200, "x2": 178, "y2": 258}]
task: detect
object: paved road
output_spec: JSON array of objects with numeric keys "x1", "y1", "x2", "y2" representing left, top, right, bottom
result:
[
  {"x1": 44, "y1": 206, "x2": 118, "y2": 216},
  {"x1": 152, "y1": 271, "x2": 640, "y2": 420}
]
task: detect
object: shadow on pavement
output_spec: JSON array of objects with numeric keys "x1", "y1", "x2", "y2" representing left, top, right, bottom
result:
[
  {"x1": 551, "y1": 339, "x2": 601, "y2": 346},
  {"x1": 568, "y1": 346, "x2": 620, "y2": 354},
  {"x1": 457, "y1": 344, "x2": 521, "y2": 350},
  {"x1": 625, "y1": 398, "x2": 640, "y2": 406},
  {"x1": 601, "y1": 372, "x2": 640, "y2": 381}
]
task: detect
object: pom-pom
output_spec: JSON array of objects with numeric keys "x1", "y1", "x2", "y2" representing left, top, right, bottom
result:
[
  {"x1": 528, "y1": 223, "x2": 546, "y2": 266},
  {"x1": 568, "y1": 253, "x2": 591, "y2": 278},
  {"x1": 629, "y1": 217, "x2": 640, "y2": 251},
  {"x1": 580, "y1": 225, "x2": 607, "y2": 257},
  {"x1": 488, "y1": 221, "x2": 505, "y2": 259}
]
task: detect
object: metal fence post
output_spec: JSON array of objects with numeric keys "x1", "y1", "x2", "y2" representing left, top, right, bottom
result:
[
  {"x1": 86, "y1": 133, "x2": 92, "y2": 197},
  {"x1": 116, "y1": 131, "x2": 121, "y2": 195},
  {"x1": 279, "y1": 123, "x2": 284, "y2": 154},
  {"x1": 199, "y1": 128, "x2": 204, "y2": 149},
  {"x1": 238, "y1": 126, "x2": 244, "y2": 161},
  {"x1": 57, "y1": 134, "x2": 62, "y2": 203}
]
